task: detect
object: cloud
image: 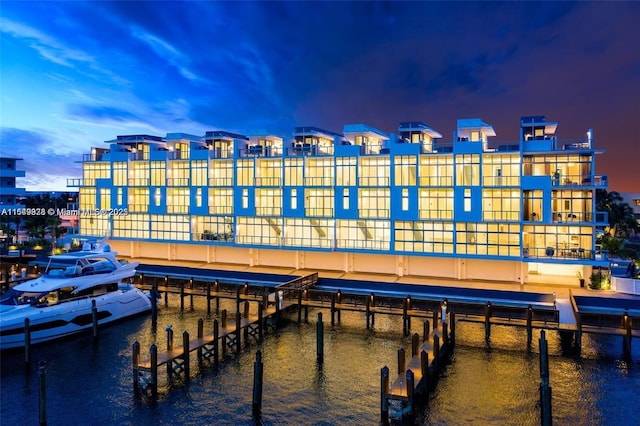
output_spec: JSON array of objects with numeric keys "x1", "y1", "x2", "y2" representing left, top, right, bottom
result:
[
  {"x1": 0, "y1": 127, "x2": 83, "y2": 191},
  {"x1": 0, "y1": 17, "x2": 95, "y2": 67}
]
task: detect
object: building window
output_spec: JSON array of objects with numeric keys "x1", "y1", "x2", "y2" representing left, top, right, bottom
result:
[
  {"x1": 167, "y1": 161, "x2": 190, "y2": 186},
  {"x1": 455, "y1": 154, "x2": 480, "y2": 186},
  {"x1": 402, "y1": 188, "x2": 409, "y2": 211},
  {"x1": 196, "y1": 188, "x2": 202, "y2": 207},
  {"x1": 117, "y1": 188, "x2": 123, "y2": 205},
  {"x1": 359, "y1": 157, "x2": 390, "y2": 186},
  {"x1": 99, "y1": 188, "x2": 111, "y2": 211},
  {"x1": 394, "y1": 155, "x2": 417, "y2": 186},
  {"x1": 291, "y1": 189, "x2": 297, "y2": 210},
  {"x1": 256, "y1": 188, "x2": 282, "y2": 216},
  {"x1": 305, "y1": 188, "x2": 334, "y2": 217},
  {"x1": 150, "y1": 161, "x2": 166, "y2": 186},
  {"x1": 464, "y1": 188, "x2": 471, "y2": 212},
  {"x1": 343, "y1": 188, "x2": 349, "y2": 210},
  {"x1": 191, "y1": 160, "x2": 207, "y2": 186},
  {"x1": 242, "y1": 189, "x2": 248, "y2": 209},
  {"x1": 112, "y1": 162, "x2": 128, "y2": 186},
  {"x1": 419, "y1": 155, "x2": 453, "y2": 186},
  {"x1": 208, "y1": 188, "x2": 233, "y2": 215},
  {"x1": 359, "y1": 188, "x2": 390, "y2": 218},
  {"x1": 336, "y1": 219, "x2": 390, "y2": 251},
  {"x1": 394, "y1": 221, "x2": 454, "y2": 254},
  {"x1": 166, "y1": 188, "x2": 189, "y2": 214},
  {"x1": 237, "y1": 159, "x2": 255, "y2": 186},
  {"x1": 482, "y1": 189, "x2": 521, "y2": 221},
  {"x1": 154, "y1": 188, "x2": 161, "y2": 207},
  {"x1": 208, "y1": 160, "x2": 233, "y2": 186},
  {"x1": 418, "y1": 188, "x2": 453, "y2": 219},
  {"x1": 336, "y1": 157, "x2": 356, "y2": 186},
  {"x1": 151, "y1": 214, "x2": 190, "y2": 240},
  {"x1": 283, "y1": 218, "x2": 334, "y2": 249}
]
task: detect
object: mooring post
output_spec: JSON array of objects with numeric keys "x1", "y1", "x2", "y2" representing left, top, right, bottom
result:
[
  {"x1": 215, "y1": 280, "x2": 220, "y2": 315},
  {"x1": 244, "y1": 300, "x2": 249, "y2": 319},
  {"x1": 411, "y1": 333, "x2": 419, "y2": 357},
  {"x1": 151, "y1": 285, "x2": 158, "y2": 327},
  {"x1": 432, "y1": 310, "x2": 438, "y2": 329},
  {"x1": 423, "y1": 319, "x2": 430, "y2": 342},
  {"x1": 166, "y1": 325, "x2": 174, "y2": 376},
  {"x1": 304, "y1": 289, "x2": 309, "y2": 323},
  {"x1": 337, "y1": 289, "x2": 342, "y2": 323},
  {"x1": 331, "y1": 293, "x2": 336, "y2": 328},
  {"x1": 539, "y1": 330, "x2": 552, "y2": 426},
  {"x1": 150, "y1": 344, "x2": 158, "y2": 399},
  {"x1": 297, "y1": 289, "x2": 303, "y2": 323},
  {"x1": 450, "y1": 312, "x2": 456, "y2": 347},
  {"x1": 133, "y1": 341, "x2": 140, "y2": 395},
  {"x1": 236, "y1": 311, "x2": 242, "y2": 355},
  {"x1": 244, "y1": 305, "x2": 250, "y2": 341},
  {"x1": 442, "y1": 322, "x2": 449, "y2": 347},
  {"x1": 317, "y1": 312, "x2": 324, "y2": 363},
  {"x1": 182, "y1": 331, "x2": 190, "y2": 379},
  {"x1": 433, "y1": 334, "x2": 440, "y2": 370},
  {"x1": 402, "y1": 298, "x2": 408, "y2": 336},
  {"x1": 91, "y1": 300, "x2": 98, "y2": 340},
  {"x1": 262, "y1": 287, "x2": 268, "y2": 311},
  {"x1": 258, "y1": 302, "x2": 264, "y2": 341},
  {"x1": 24, "y1": 317, "x2": 31, "y2": 367},
  {"x1": 371, "y1": 293, "x2": 376, "y2": 328},
  {"x1": 180, "y1": 280, "x2": 185, "y2": 312},
  {"x1": 406, "y1": 369, "x2": 415, "y2": 421},
  {"x1": 197, "y1": 318, "x2": 204, "y2": 362},
  {"x1": 366, "y1": 292, "x2": 371, "y2": 330},
  {"x1": 38, "y1": 360, "x2": 47, "y2": 426},
  {"x1": 189, "y1": 278, "x2": 194, "y2": 311},
  {"x1": 420, "y1": 350, "x2": 429, "y2": 388},
  {"x1": 406, "y1": 296, "x2": 412, "y2": 335},
  {"x1": 164, "y1": 276, "x2": 169, "y2": 307},
  {"x1": 381, "y1": 366, "x2": 390, "y2": 424},
  {"x1": 398, "y1": 347, "x2": 406, "y2": 375},
  {"x1": 222, "y1": 309, "x2": 227, "y2": 328},
  {"x1": 206, "y1": 281, "x2": 212, "y2": 316},
  {"x1": 213, "y1": 319, "x2": 219, "y2": 365},
  {"x1": 575, "y1": 313, "x2": 582, "y2": 354},
  {"x1": 623, "y1": 311, "x2": 632, "y2": 355},
  {"x1": 527, "y1": 305, "x2": 533, "y2": 347},
  {"x1": 252, "y1": 350, "x2": 264, "y2": 416},
  {"x1": 485, "y1": 301, "x2": 492, "y2": 341}
]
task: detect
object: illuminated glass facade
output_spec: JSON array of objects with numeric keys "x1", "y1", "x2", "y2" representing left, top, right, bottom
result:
[{"x1": 70, "y1": 118, "x2": 610, "y2": 273}]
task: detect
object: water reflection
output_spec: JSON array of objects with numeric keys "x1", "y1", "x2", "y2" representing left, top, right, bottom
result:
[{"x1": 1, "y1": 295, "x2": 638, "y2": 425}]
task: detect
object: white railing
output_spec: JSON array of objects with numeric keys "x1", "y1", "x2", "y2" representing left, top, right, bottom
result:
[{"x1": 611, "y1": 277, "x2": 640, "y2": 296}]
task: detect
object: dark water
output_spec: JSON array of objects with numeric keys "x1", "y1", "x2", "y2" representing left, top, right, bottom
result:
[{"x1": 2, "y1": 295, "x2": 639, "y2": 425}]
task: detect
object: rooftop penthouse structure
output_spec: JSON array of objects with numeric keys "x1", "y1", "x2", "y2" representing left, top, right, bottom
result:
[{"x1": 68, "y1": 116, "x2": 610, "y2": 285}]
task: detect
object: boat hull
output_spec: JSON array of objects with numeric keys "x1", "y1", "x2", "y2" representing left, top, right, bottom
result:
[{"x1": 0, "y1": 286, "x2": 151, "y2": 350}]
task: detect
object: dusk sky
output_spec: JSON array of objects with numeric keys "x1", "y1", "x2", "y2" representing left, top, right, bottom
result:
[{"x1": 1, "y1": 1, "x2": 638, "y2": 192}]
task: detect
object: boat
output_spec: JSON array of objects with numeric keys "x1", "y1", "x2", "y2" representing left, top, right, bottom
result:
[{"x1": 0, "y1": 243, "x2": 151, "y2": 350}]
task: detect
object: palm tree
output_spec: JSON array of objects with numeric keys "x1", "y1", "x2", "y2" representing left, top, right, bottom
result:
[{"x1": 596, "y1": 189, "x2": 640, "y2": 258}]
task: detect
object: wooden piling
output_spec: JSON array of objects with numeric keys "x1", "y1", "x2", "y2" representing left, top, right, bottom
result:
[
  {"x1": 164, "y1": 276, "x2": 169, "y2": 306},
  {"x1": 189, "y1": 278, "x2": 194, "y2": 311},
  {"x1": 236, "y1": 311, "x2": 242, "y2": 355},
  {"x1": 213, "y1": 319, "x2": 219, "y2": 365},
  {"x1": 575, "y1": 313, "x2": 582, "y2": 353},
  {"x1": 244, "y1": 300, "x2": 249, "y2": 319},
  {"x1": 539, "y1": 330, "x2": 552, "y2": 426},
  {"x1": 442, "y1": 322, "x2": 449, "y2": 346},
  {"x1": 433, "y1": 334, "x2": 440, "y2": 370},
  {"x1": 166, "y1": 326, "x2": 174, "y2": 376},
  {"x1": 317, "y1": 312, "x2": 324, "y2": 363},
  {"x1": 432, "y1": 310, "x2": 438, "y2": 328},
  {"x1": 304, "y1": 289, "x2": 309, "y2": 323},
  {"x1": 450, "y1": 312, "x2": 456, "y2": 347},
  {"x1": 151, "y1": 286, "x2": 158, "y2": 326},
  {"x1": 258, "y1": 302, "x2": 264, "y2": 341},
  {"x1": 423, "y1": 319, "x2": 430, "y2": 342},
  {"x1": 398, "y1": 347, "x2": 405, "y2": 375},
  {"x1": 38, "y1": 361, "x2": 47, "y2": 426},
  {"x1": 197, "y1": 318, "x2": 204, "y2": 361},
  {"x1": 420, "y1": 350, "x2": 429, "y2": 388},
  {"x1": 411, "y1": 333, "x2": 419, "y2": 357},
  {"x1": 252, "y1": 350, "x2": 264, "y2": 416},
  {"x1": 132, "y1": 341, "x2": 140, "y2": 395},
  {"x1": 406, "y1": 296, "x2": 412, "y2": 335},
  {"x1": 331, "y1": 293, "x2": 336, "y2": 328},
  {"x1": 402, "y1": 298, "x2": 408, "y2": 336},
  {"x1": 370, "y1": 293, "x2": 375, "y2": 328},
  {"x1": 297, "y1": 289, "x2": 303, "y2": 323},
  {"x1": 182, "y1": 331, "x2": 190, "y2": 379},
  {"x1": 485, "y1": 301, "x2": 492, "y2": 341},
  {"x1": 221, "y1": 309, "x2": 227, "y2": 328},
  {"x1": 406, "y1": 369, "x2": 415, "y2": 420},
  {"x1": 180, "y1": 280, "x2": 185, "y2": 311},
  {"x1": 91, "y1": 300, "x2": 98, "y2": 339},
  {"x1": 337, "y1": 290, "x2": 342, "y2": 323},
  {"x1": 150, "y1": 344, "x2": 158, "y2": 398},
  {"x1": 527, "y1": 305, "x2": 533, "y2": 346},
  {"x1": 215, "y1": 280, "x2": 220, "y2": 315},
  {"x1": 381, "y1": 366, "x2": 390, "y2": 424},
  {"x1": 24, "y1": 317, "x2": 31, "y2": 366},
  {"x1": 366, "y1": 293, "x2": 371, "y2": 330},
  {"x1": 206, "y1": 281, "x2": 211, "y2": 316},
  {"x1": 623, "y1": 311, "x2": 632, "y2": 355}
]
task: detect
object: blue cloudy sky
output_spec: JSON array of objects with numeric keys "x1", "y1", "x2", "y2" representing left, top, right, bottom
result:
[{"x1": 1, "y1": 1, "x2": 639, "y2": 191}]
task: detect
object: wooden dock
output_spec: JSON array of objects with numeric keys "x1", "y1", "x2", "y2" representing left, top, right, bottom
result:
[{"x1": 133, "y1": 303, "x2": 280, "y2": 398}]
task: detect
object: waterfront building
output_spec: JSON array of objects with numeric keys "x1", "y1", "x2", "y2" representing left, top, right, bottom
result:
[
  {"x1": 0, "y1": 157, "x2": 26, "y2": 209},
  {"x1": 68, "y1": 116, "x2": 610, "y2": 285}
]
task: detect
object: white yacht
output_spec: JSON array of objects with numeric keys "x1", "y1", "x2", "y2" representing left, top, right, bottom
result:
[{"x1": 0, "y1": 243, "x2": 151, "y2": 350}]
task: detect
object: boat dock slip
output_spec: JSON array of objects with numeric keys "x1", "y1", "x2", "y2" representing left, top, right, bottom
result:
[
  {"x1": 133, "y1": 303, "x2": 278, "y2": 398},
  {"x1": 382, "y1": 315, "x2": 454, "y2": 423}
]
